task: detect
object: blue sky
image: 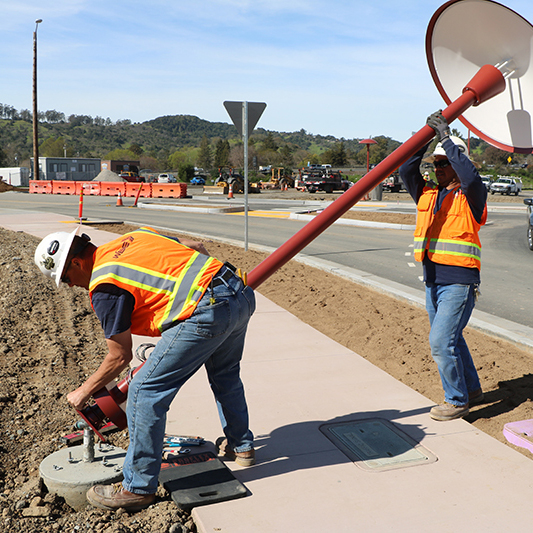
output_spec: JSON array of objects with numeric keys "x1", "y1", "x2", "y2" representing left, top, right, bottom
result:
[{"x1": 1, "y1": 0, "x2": 533, "y2": 143}]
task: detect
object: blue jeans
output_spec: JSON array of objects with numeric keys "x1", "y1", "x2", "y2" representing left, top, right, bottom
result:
[
  {"x1": 122, "y1": 270, "x2": 256, "y2": 494},
  {"x1": 425, "y1": 283, "x2": 481, "y2": 407}
]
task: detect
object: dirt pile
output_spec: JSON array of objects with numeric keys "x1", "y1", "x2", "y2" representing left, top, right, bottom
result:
[
  {"x1": 2, "y1": 215, "x2": 533, "y2": 531},
  {"x1": 0, "y1": 181, "x2": 17, "y2": 193},
  {"x1": 94, "y1": 170, "x2": 124, "y2": 182}
]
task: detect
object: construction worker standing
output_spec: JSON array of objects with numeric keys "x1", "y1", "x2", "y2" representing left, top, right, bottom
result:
[
  {"x1": 34, "y1": 226, "x2": 256, "y2": 511},
  {"x1": 399, "y1": 110, "x2": 487, "y2": 422}
]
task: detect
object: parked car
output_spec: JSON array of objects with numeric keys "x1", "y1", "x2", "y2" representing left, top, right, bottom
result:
[
  {"x1": 524, "y1": 198, "x2": 533, "y2": 250},
  {"x1": 119, "y1": 172, "x2": 144, "y2": 183},
  {"x1": 382, "y1": 173, "x2": 403, "y2": 192},
  {"x1": 301, "y1": 169, "x2": 350, "y2": 193},
  {"x1": 157, "y1": 173, "x2": 176, "y2": 183},
  {"x1": 480, "y1": 176, "x2": 492, "y2": 190},
  {"x1": 190, "y1": 176, "x2": 206, "y2": 185},
  {"x1": 490, "y1": 177, "x2": 522, "y2": 195}
]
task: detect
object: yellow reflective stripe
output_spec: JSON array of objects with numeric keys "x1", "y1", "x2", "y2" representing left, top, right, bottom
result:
[
  {"x1": 163, "y1": 252, "x2": 208, "y2": 324},
  {"x1": 428, "y1": 238, "x2": 481, "y2": 259},
  {"x1": 170, "y1": 258, "x2": 216, "y2": 322},
  {"x1": 90, "y1": 263, "x2": 176, "y2": 294}
]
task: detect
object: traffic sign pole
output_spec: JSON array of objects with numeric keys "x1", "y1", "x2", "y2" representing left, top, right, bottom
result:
[{"x1": 224, "y1": 100, "x2": 266, "y2": 252}]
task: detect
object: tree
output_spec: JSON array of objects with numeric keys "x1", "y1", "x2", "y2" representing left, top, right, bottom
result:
[
  {"x1": 129, "y1": 143, "x2": 143, "y2": 156},
  {"x1": 44, "y1": 110, "x2": 65, "y2": 123},
  {"x1": 214, "y1": 139, "x2": 230, "y2": 168},
  {"x1": 197, "y1": 135, "x2": 212, "y2": 170},
  {"x1": 0, "y1": 146, "x2": 7, "y2": 167},
  {"x1": 19, "y1": 109, "x2": 32, "y2": 122},
  {"x1": 168, "y1": 149, "x2": 195, "y2": 170},
  {"x1": 178, "y1": 163, "x2": 195, "y2": 182},
  {"x1": 40, "y1": 136, "x2": 69, "y2": 157},
  {"x1": 262, "y1": 132, "x2": 278, "y2": 151},
  {"x1": 278, "y1": 144, "x2": 294, "y2": 169},
  {"x1": 103, "y1": 148, "x2": 137, "y2": 160},
  {"x1": 323, "y1": 142, "x2": 348, "y2": 167}
]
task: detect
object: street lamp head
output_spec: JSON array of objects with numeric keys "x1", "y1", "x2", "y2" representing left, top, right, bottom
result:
[{"x1": 36, "y1": 19, "x2": 42, "y2": 24}]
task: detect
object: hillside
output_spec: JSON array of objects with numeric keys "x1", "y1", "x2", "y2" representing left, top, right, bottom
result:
[
  {"x1": 0, "y1": 106, "x2": 401, "y2": 170},
  {"x1": 0, "y1": 104, "x2": 529, "y2": 177}
]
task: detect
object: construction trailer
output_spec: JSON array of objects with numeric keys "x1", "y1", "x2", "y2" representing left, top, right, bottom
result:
[
  {"x1": 0, "y1": 167, "x2": 30, "y2": 187},
  {"x1": 31, "y1": 157, "x2": 100, "y2": 181}
]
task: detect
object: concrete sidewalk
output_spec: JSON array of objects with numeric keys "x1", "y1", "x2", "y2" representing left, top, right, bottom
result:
[{"x1": 3, "y1": 209, "x2": 533, "y2": 532}]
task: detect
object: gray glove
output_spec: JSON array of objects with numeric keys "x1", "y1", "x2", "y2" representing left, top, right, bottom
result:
[{"x1": 427, "y1": 111, "x2": 450, "y2": 142}]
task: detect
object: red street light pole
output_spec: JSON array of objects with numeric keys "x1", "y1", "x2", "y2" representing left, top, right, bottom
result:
[
  {"x1": 359, "y1": 138, "x2": 377, "y2": 200},
  {"x1": 359, "y1": 138, "x2": 377, "y2": 174}
]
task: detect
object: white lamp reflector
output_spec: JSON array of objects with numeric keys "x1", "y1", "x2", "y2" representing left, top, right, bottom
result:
[{"x1": 427, "y1": 0, "x2": 533, "y2": 153}]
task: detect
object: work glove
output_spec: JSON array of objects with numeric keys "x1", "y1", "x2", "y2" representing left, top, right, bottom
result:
[{"x1": 426, "y1": 111, "x2": 450, "y2": 142}]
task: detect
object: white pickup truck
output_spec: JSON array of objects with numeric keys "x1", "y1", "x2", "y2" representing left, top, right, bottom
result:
[{"x1": 489, "y1": 177, "x2": 522, "y2": 196}]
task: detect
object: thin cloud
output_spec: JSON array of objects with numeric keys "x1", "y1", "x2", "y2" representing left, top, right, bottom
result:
[{"x1": 1, "y1": 0, "x2": 532, "y2": 141}]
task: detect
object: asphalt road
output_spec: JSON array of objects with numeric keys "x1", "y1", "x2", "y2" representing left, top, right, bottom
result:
[{"x1": 0, "y1": 190, "x2": 530, "y2": 330}]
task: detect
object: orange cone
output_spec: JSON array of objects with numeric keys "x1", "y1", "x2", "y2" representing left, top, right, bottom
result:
[
  {"x1": 227, "y1": 183, "x2": 234, "y2": 199},
  {"x1": 116, "y1": 191, "x2": 123, "y2": 207}
]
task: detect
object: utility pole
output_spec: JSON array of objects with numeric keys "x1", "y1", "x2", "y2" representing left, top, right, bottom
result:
[{"x1": 33, "y1": 19, "x2": 42, "y2": 179}]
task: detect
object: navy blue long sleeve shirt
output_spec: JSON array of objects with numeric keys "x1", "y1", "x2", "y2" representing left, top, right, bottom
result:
[{"x1": 399, "y1": 138, "x2": 487, "y2": 285}]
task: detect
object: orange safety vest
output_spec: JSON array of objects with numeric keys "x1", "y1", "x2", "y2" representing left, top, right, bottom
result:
[
  {"x1": 414, "y1": 184, "x2": 487, "y2": 269},
  {"x1": 89, "y1": 227, "x2": 223, "y2": 336}
]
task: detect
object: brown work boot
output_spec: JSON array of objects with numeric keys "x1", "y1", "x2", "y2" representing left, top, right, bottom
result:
[
  {"x1": 216, "y1": 437, "x2": 255, "y2": 466},
  {"x1": 468, "y1": 388, "x2": 485, "y2": 405},
  {"x1": 430, "y1": 402, "x2": 469, "y2": 421},
  {"x1": 86, "y1": 482, "x2": 155, "y2": 511}
]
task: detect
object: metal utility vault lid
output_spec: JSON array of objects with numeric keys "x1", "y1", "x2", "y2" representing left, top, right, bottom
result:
[{"x1": 320, "y1": 418, "x2": 437, "y2": 472}]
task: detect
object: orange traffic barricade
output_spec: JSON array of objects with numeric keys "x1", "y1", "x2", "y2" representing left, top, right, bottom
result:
[
  {"x1": 100, "y1": 182, "x2": 126, "y2": 196},
  {"x1": 151, "y1": 183, "x2": 187, "y2": 198},
  {"x1": 29, "y1": 180, "x2": 53, "y2": 194},
  {"x1": 125, "y1": 182, "x2": 152, "y2": 198},
  {"x1": 52, "y1": 181, "x2": 76, "y2": 195},
  {"x1": 75, "y1": 181, "x2": 101, "y2": 196}
]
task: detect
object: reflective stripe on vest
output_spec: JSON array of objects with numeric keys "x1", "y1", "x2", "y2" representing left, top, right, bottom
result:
[{"x1": 414, "y1": 237, "x2": 482, "y2": 261}]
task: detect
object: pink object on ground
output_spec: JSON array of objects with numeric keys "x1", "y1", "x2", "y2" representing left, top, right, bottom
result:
[{"x1": 503, "y1": 419, "x2": 533, "y2": 454}]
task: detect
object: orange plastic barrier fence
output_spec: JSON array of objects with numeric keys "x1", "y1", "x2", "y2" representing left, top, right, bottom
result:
[
  {"x1": 125, "y1": 182, "x2": 152, "y2": 198},
  {"x1": 151, "y1": 183, "x2": 187, "y2": 198},
  {"x1": 29, "y1": 180, "x2": 53, "y2": 194},
  {"x1": 100, "y1": 182, "x2": 126, "y2": 196},
  {"x1": 52, "y1": 181, "x2": 77, "y2": 195},
  {"x1": 75, "y1": 181, "x2": 101, "y2": 196},
  {"x1": 28, "y1": 180, "x2": 188, "y2": 199}
]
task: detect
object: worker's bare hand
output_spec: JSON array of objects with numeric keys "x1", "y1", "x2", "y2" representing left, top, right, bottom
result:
[{"x1": 67, "y1": 387, "x2": 91, "y2": 411}]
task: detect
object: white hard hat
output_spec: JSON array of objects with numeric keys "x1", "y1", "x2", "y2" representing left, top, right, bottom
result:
[
  {"x1": 433, "y1": 135, "x2": 468, "y2": 157},
  {"x1": 34, "y1": 226, "x2": 80, "y2": 287}
]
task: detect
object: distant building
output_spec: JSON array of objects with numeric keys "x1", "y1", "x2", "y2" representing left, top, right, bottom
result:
[
  {"x1": 0, "y1": 167, "x2": 30, "y2": 187},
  {"x1": 31, "y1": 157, "x2": 100, "y2": 181},
  {"x1": 101, "y1": 160, "x2": 140, "y2": 175}
]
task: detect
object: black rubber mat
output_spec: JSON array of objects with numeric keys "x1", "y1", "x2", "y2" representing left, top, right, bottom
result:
[{"x1": 159, "y1": 451, "x2": 248, "y2": 510}]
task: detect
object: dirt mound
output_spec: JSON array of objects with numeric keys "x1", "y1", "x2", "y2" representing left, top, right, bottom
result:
[
  {"x1": 0, "y1": 181, "x2": 17, "y2": 192},
  {"x1": 2, "y1": 221, "x2": 533, "y2": 531},
  {"x1": 93, "y1": 170, "x2": 125, "y2": 182}
]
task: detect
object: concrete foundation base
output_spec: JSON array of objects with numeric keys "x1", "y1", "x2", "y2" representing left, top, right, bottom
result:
[{"x1": 39, "y1": 443, "x2": 127, "y2": 510}]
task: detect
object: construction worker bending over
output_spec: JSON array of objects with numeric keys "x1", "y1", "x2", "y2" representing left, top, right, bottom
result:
[
  {"x1": 399, "y1": 111, "x2": 487, "y2": 422},
  {"x1": 34, "y1": 226, "x2": 255, "y2": 511}
]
